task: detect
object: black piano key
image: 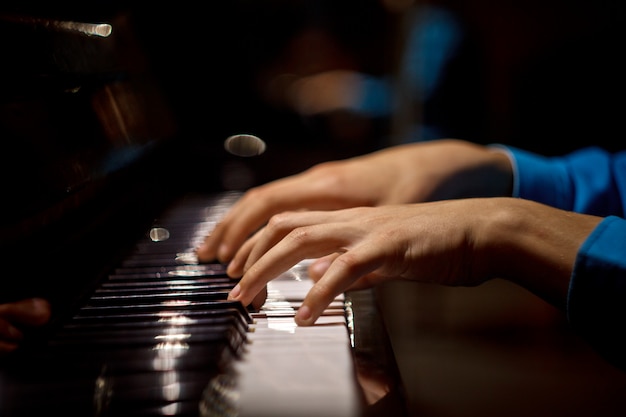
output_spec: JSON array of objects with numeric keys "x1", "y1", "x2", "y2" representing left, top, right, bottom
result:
[
  {"x1": 61, "y1": 312, "x2": 248, "y2": 338},
  {"x1": 103, "y1": 271, "x2": 230, "y2": 284},
  {"x1": 50, "y1": 323, "x2": 244, "y2": 348},
  {"x1": 113, "y1": 263, "x2": 228, "y2": 277},
  {"x1": 130, "y1": 241, "x2": 198, "y2": 255},
  {"x1": 99, "y1": 277, "x2": 234, "y2": 288},
  {"x1": 38, "y1": 342, "x2": 245, "y2": 374},
  {"x1": 70, "y1": 304, "x2": 248, "y2": 324},
  {"x1": 143, "y1": 249, "x2": 200, "y2": 259},
  {"x1": 92, "y1": 283, "x2": 235, "y2": 296},
  {"x1": 120, "y1": 254, "x2": 199, "y2": 268},
  {"x1": 84, "y1": 289, "x2": 231, "y2": 307},
  {"x1": 76, "y1": 300, "x2": 254, "y2": 324},
  {"x1": 66, "y1": 311, "x2": 250, "y2": 346}
]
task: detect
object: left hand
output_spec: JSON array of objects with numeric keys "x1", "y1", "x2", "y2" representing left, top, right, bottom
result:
[{"x1": 0, "y1": 298, "x2": 51, "y2": 354}]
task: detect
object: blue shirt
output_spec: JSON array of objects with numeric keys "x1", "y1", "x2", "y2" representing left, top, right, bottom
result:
[{"x1": 502, "y1": 145, "x2": 626, "y2": 370}]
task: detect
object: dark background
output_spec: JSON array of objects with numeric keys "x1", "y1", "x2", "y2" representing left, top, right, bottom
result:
[{"x1": 1, "y1": 1, "x2": 625, "y2": 416}]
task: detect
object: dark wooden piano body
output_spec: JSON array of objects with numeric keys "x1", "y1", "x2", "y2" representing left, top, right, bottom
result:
[{"x1": 0, "y1": 5, "x2": 406, "y2": 417}]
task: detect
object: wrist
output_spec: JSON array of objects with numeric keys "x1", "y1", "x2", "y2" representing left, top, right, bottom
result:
[{"x1": 479, "y1": 198, "x2": 598, "y2": 309}]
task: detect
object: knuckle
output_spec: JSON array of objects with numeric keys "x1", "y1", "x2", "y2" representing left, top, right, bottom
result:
[
  {"x1": 244, "y1": 187, "x2": 264, "y2": 201},
  {"x1": 266, "y1": 212, "x2": 293, "y2": 232}
]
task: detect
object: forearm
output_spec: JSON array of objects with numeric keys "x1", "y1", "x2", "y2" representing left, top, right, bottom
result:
[{"x1": 476, "y1": 198, "x2": 602, "y2": 310}]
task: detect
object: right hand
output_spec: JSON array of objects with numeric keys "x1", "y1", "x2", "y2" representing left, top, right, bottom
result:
[{"x1": 225, "y1": 198, "x2": 599, "y2": 326}]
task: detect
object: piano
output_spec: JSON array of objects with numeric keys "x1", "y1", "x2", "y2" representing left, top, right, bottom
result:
[{"x1": 0, "y1": 5, "x2": 407, "y2": 417}]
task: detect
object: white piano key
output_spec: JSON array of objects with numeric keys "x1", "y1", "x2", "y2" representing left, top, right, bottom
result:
[
  {"x1": 236, "y1": 319, "x2": 361, "y2": 417},
  {"x1": 234, "y1": 261, "x2": 360, "y2": 417}
]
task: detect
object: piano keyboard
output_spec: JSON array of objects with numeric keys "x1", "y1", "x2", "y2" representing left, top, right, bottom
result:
[{"x1": 0, "y1": 192, "x2": 362, "y2": 417}]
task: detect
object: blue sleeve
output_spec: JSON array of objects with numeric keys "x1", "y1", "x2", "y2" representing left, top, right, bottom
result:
[
  {"x1": 567, "y1": 216, "x2": 626, "y2": 371},
  {"x1": 501, "y1": 146, "x2": 626, "y2": 217},
  {"x1": 494, "y1": 145, "x2": 626, "y2": 369}
]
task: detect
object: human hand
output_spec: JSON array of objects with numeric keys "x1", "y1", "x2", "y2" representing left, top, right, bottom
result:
[
  {"x1": 225, "y1": 198, "x2": 600, "y2": 326},
  {"x1": 197, "y1": 139, "x2": 513, "y2": 264},
  {"x1": 0, "y1": 298, "x2": 51, "y2": 354}
]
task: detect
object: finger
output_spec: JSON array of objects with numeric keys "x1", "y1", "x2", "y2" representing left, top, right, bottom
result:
[
  {"x1": 198, "y1": 169, "x2": 357, "y2": 264},
  {"x1": 197, "y1": 187, "x2": 304, "y2": 263},
  {"x1": 0, "y1": 298, "x2": 51, "y2": 327},
  {"x1": 296, "y1": 246, "x2": 386, "y2": 326},
  {"x1": 195, "y1": 220, "x2": 227, "y2": 262},
  {"x1": 308, "y1": 253, "x2": 385, "y2": 289},
  {"x1": 226, "y1": 228, "x2": 263, "y2": 277},
  {"x1": 228, "y1": 222, "x2": 350, "y2": 308},
  {"x1": 242, "y1": 211, "x2": 307, "y2": 274},
  {"x1": 0, "y1": 319, "x2": 23, "y2": 342},
  {"x1": 196, "y1": 198, "x2": 264, "y2": 263},
  {"x1": 0, "y1": 340, "x2": 20, "y2": 355},
  {"x1": 250, "y1": 285, "x2": 268, "y2": 311},
  {"x1": 243, "y1": 209, "x2": 360, "y2": 274}
]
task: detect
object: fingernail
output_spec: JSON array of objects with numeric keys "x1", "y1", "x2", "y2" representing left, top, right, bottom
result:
[
  {"x1": 217, "y1": 243, "x2": 230, "y2": 263},
  {"x1": 295, "y1": 304, "x2": 312, "y2": 325},
  {"x1": 228, "y1": 284, "x2": 241, "y2": 300},
  {"x1": 194, "y1": 244, "x2": 212, "y2": 262},
  {"x1": 32, "y1": 298, "x2": 49, "y2": 312},
  {"x1": 226, "y1": 258, "x2": 240, "y2": 277}
]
